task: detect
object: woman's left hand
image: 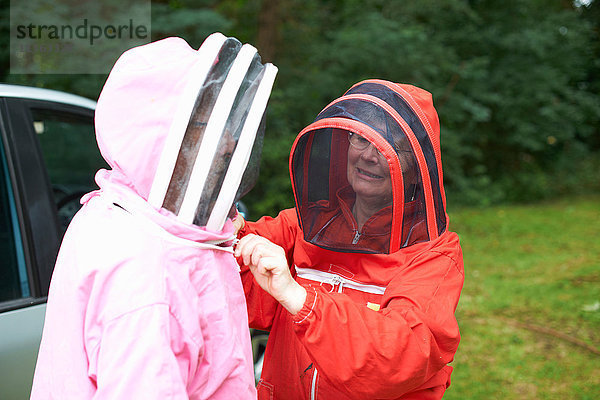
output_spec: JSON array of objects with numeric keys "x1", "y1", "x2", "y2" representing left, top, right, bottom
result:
[{"x1": 232, "y1": 211, "x2": 245, "y2": 236}]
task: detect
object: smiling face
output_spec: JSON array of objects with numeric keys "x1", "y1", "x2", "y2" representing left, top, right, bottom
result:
[{"x1": 346, "y1": 134, "x2": 393, "y2": 210}]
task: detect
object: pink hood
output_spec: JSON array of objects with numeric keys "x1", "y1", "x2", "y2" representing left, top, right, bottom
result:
[
  {"x1": 95, "y1": 37, "x2": 198, "y2": 201},
  {"x1": 91, "y1": 36, "x2": 237, "y2": 240}
]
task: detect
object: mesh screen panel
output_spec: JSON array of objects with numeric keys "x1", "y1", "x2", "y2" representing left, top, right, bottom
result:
[
  {"x1": 292, "y1": 98, "x2": 430, "y2": 253},
  {"x1": 346, "y1": 82, "x2": 447, "y2": 235}
]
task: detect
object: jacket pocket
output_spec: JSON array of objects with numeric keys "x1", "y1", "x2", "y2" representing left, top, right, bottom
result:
[{"x1": 256, "y1": 379, "x2": 274, "y2": 400}]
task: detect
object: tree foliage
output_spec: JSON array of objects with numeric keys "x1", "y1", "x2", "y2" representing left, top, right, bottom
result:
[
  {"x1": 1, "y1": 0, "x2": 598, "y2": 217},
  {"x1": 223, "y1": 0, "x2": 600, "y2": 215}
]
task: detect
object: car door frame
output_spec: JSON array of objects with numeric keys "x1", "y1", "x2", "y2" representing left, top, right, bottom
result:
[
  {"x1": 0, "y1": 93, "x2": 97, "y2": 400},
  {"x1": 0, "y1": 96, "x2": 96, "y2": 310}
]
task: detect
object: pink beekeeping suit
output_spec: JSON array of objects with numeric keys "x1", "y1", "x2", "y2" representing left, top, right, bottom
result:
[{"x1": 31, "y1": 37, "x2": 259, "y2": 399}]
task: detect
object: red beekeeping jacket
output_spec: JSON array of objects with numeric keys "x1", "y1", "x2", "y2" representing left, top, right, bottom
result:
[{"x1": 239, "y1": 79, "x2": 464, "y2": 399}]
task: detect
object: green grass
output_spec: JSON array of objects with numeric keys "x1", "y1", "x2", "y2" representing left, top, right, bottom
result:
[{"x1": 444, "y1": 195, "x2": 600, "y2": 400}]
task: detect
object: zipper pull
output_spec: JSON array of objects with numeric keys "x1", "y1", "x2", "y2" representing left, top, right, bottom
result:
[
  {"x1": 329, "y1": 275, "x2": 344, "y2": 293},
  {"x1": 352, "y1": 231, "x2": 361, "y2": 244}
]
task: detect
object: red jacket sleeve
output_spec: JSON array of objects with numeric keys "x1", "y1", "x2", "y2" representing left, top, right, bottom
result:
[
  {"x1": 291, "y1": 234, "x2": 464, "y2": 398},
  {"x1": 237, "y1": 208, "x2": 299, "y2": 331}
]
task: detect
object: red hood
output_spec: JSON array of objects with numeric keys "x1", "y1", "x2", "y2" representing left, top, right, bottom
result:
[{"x1": 289, "y1": 79, "x2": 447, "y2": 254}]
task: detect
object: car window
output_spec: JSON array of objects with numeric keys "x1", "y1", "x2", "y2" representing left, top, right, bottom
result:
[
  {"x1": 0, "y1": 134, "x2": 29, "y2": 302},
  {"x1": 30, "y1": 108, "x2": 107, "y2": 230}
]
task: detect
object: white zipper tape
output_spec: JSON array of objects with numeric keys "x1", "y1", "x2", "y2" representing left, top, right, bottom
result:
[
  {"x1": 311, "y1": 368, "x2": 318, "y2": 400},
  {"x1": 101, "y1": 195, "x2": 234, "y2": 253},
  {"x1": 294, "y1": 266, "x2": 386, "y2": 295}
]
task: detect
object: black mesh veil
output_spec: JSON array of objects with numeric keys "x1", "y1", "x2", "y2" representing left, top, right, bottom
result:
[
  {"x1": 163, "y1": 38, "x2": 243, "y2": 214},
  {"x1": 148, "y1": 33, "x2": 277, "y2": 231},
  {"x1": 346, "y1": 82, "x2": 447, "y2": 237},
  {"x1": 193, "y1": 54, "x2": 268, "y2": 226}
]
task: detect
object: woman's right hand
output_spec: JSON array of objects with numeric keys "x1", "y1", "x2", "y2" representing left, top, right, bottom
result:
[{"x1": 235, "y1": 234, "x2": 307, "y2": 315}]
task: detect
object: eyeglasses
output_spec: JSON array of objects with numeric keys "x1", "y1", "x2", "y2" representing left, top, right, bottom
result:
[{"x1": 348, "y1": 132, "x2": 382, "y2": 156}]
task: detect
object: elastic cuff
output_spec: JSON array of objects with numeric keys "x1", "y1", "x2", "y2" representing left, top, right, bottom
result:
[{"x1": 292, "y1": 285, "x2": 318, "y2": 324}]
